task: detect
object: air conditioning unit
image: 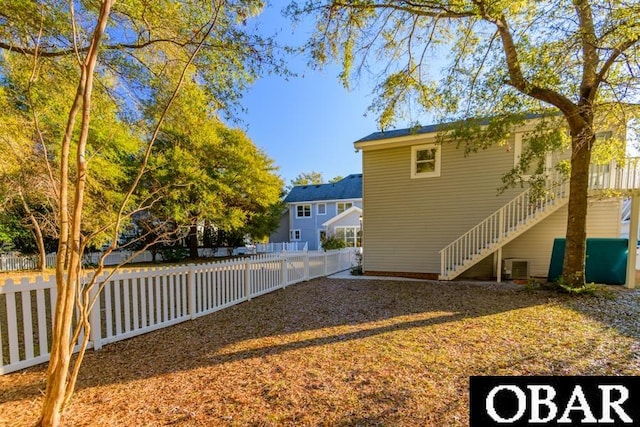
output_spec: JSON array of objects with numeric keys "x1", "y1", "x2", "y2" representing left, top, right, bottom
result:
[{"x1": 503, "y1": 258, "x2": 530, "y2": 280}]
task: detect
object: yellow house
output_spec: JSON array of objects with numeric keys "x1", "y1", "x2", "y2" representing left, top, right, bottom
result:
[{"x1": 354, "y1": 118, "x2": 638, "y2": 287}]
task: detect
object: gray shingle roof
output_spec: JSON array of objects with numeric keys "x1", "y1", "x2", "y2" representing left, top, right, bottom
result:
[
  {"x1": 284, "y1": 174, "x2": 362, "y2": 203},
  {"x1": 355, "y1": 123, "x2": 444, "y2": 143},
  {"x1": 355, "y1": 113, "x2": 550, "y2": 144}
]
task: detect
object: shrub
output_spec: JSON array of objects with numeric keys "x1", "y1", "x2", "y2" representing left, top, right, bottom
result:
[
  {"x1": 160, "y1": 246, "x2": 189, "y2": 262},
  {"x1": 321, "y1": 235, "x2": 347, "y2": 251}
]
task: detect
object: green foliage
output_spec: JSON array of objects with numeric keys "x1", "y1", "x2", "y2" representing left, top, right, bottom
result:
[
  {"x1": 555, "y1": 276, "x2": 601, "y2": 296},
  {"x1": 321, "y1": 234, "x2": 347, "y2": 251},
  {"x1": 142, "y1": 82, "x2": 284, "y2": 247},
  {"x1": 290, "y1": 171, "x2": 324, "y2": 186},
  {"x1": 350, "y1": 250, "x2": 363, "y2": 275},
  {"x1": 0, "y1": 212, "x2": 30, "y2": 252},
  {"x1": 289, "y1": 0, "x2": 637, "y2": 141},
  {"x1": 0, "y1": 0, "x2": 287, "y2": 253},
  {"x1": 290, "y1": 0, "x2": 639, "y2": 287},
  {"x1": 159, "y1": 246, "x2": 190, "y2": 263}
]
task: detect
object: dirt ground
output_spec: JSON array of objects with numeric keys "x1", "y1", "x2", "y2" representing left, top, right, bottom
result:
[{"x1": 1, "y1": 277, "x2": 639, "y2": 426}]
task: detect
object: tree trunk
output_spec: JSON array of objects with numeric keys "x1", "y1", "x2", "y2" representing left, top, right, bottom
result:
[
  {"x1": 188, "y1": 219, "x2": 199, "y2": 259},
  {"x1": 38, "y1": 2, "x2": 114, "y2": 425},
  {"x1": 20, "y1": 195, "x2": 47, "y2": 272},
  {"x1": 30, "y1": 216, "x2": 47, "y2": 273},
  {"x1": 562, "y1": 123, "x2": 593, "y2": 288}
]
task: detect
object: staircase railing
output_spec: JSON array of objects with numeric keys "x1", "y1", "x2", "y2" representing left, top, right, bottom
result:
[
  {"x1": 438, "y1": 157, "x2": 640, "y2": 280},
  {"x1": 439, "y1": 170, "x2": 569, "y2": 280}
]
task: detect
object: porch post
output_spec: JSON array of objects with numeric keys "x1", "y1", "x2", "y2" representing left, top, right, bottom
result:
[
  {"x1": 625, "y1": 196, "x2": 639, "y2": 289},
  {"x1": 496, "y1": 247, "x2": 502, "y2": 283}
]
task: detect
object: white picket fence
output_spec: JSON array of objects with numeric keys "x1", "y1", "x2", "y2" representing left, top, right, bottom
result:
[
  {"x1": 0, "y1": 249, "x2": 355, "y2": 375},
  {"x1": 0, "y1": 248, "x2": 253, "y2": 272},
  {"x1": 256, "y1": 242, "x2": 308, "y2": 253},
  {"x1": 0, "y1": 253, "x2": 57, "y2": 272}
]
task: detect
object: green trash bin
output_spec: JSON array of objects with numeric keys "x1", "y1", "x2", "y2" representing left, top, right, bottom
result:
[{"x1": 548, "y1": 238, "x2": 628, "y2": 285}]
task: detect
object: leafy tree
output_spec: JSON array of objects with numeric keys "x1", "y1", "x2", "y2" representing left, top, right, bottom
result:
[
  {"x1": 289, "y1": 0, "x2": 640, "y2": 288},
  {"x1": 243, "y1": 197, "x2": 287, "y2": 242},
  {"x1": 329, "y1": 175, "x2": 344, "y2": 183},
  {"x1": 146, "y1": 119, "x2": 283, "y2": 258},
  {"x1": 0, "y1": 1, "x2": 284, "y2": 424},
  {"x1": 0, "y1": 55, "x2": 143, "y2": 269},
  {"x1": 291, "y1": 170, "x2": 324, "y2": 186}
]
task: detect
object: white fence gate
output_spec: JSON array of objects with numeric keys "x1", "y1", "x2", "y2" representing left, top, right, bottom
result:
[{"x1": 0, "y1": 249, "x2": 354, "y2": 375}]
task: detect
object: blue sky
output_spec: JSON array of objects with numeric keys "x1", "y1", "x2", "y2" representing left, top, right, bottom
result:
[
  {"x1": 236, "y1": 2, "x2": 430, "y2": 185},
  {"x1": 237, "y1": 3, "x2": 639, "y2": 185},
  {"x1": 238, "y1": 63, "x2": 375, "y2": 185}
]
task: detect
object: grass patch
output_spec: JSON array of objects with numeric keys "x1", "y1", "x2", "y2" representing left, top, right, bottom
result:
[{"x1": 1, "y1": 278, "x2": 638, "y2": 426}]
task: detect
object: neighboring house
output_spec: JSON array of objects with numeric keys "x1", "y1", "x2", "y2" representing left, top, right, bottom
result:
[
  {"x1": 354, "y1": 118, "x2": 637, "y2": 282},
  {"x1": 270, "y1": 174, "x2": 363, "y2": 251}
]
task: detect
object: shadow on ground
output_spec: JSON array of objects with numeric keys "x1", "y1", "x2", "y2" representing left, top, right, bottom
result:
[{"x1": 0, "y1": 278, "x2": 559, "y2": 403}]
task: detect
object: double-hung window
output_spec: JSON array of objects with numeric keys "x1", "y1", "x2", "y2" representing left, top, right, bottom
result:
[
  {"x1": 411, "y1": 144, "x2": 441, "y2": 178},
  {"x1": 337, "y1": 202, "x2": 353, "y2": 215},
  {"x1": 296, "y1": 204, "x2": 311, "y2": 218}
]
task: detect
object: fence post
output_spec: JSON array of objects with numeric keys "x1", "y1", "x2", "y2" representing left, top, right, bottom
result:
[
  {"x1": 245, "y1": 259, "x2": 251, "y2": 301},
  {"x1": 281, "y1": 254, "x2": 287, "y2": 289},
  {"x1": 304, "y1": 251, "x2": 310, "y2": 281},
  {"x1": 88, "y1": 276, "x2": 102, "y2": 350},
  {"x1": 187, "y1": 264, "x2": 196, "y2": 320},
  {"x1": 323, "y1": 251, "x2": 328, "y2": 276}
]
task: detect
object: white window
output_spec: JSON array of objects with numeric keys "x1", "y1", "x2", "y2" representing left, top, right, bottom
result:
[
  {"x1": 296, "y1": 204, "x2": 311, "y2": 218},
  {"x1": 334, "y1": 226, "x2": 362, "y2": 247},
  {"x1": 290, "y1": 229, "x2": 301, "y2": 241},
  {"x1": 317, "y1": 203, "x2": 327, "y2": 215},
  {"x1": 411, "y1": 144, "x2": 441, "y2": 178},
  {"x1": 337, "y1": 202, "x2": 353, "y2": 215}
]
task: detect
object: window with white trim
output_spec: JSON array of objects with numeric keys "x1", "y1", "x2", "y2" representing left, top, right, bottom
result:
[
  {"x1": 411, "y1": 144, "x2": 441, "y2": 178},
  {"x1": 296, "y1": 204, "x2": 311, "y2": 218},
  {"x1": 334, "y1": 226, "x2": 362, "y2": 247},
  {"x1": 290, "y1": 229, "x2": 301, "y2": 241},
  {"x1": 337, "y1": 202, "x2": 353, "y2": 215},
  {"x1": 317, "y1": 203, "x2": 327, "y2": 215}
]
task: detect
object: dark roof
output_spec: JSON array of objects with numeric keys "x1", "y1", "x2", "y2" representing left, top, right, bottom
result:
[
  {"x1": 284, "y1": 174, "x2": 362, "y2": 203},
  {"x1": 355, "y1": 123, "x2": 444, "y2": 143},
  {"x1": 355, "y1": 113, "x2": 550, "y2": 144}
]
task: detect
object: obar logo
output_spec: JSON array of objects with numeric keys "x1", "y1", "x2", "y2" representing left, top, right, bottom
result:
[{"x1": 470, "y1": 376, "x2": 640, "y2": 426}]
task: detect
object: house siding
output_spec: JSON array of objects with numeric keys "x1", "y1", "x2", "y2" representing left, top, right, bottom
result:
[
  {"x1": 462, "y1": 199, "x2": 622, "y2": 278},
  {"x1": 269, "y1": 210, "x2": 290, "y2": 243},
  {"x1": 361, "y1": 135, "x2": 622, "y2": 278},
  {"x1": 362, "y1": 137, "x2": 521, "y2": 275},
  {"x1": 288, "y1": 199, "x2": 363, "y2": 250}
]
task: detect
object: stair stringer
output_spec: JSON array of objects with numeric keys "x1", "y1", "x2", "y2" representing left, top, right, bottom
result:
[{"x1": 439, "y1": 178, "x2": 569, "y2": 281}]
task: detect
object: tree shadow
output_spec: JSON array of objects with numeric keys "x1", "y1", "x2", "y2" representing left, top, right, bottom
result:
[
  {"x1": 560, "y1": 286, "x2": 640, "y2": 341},
  {"x1": 0, "y1": 278, "x2": 555, "y2": 404}
]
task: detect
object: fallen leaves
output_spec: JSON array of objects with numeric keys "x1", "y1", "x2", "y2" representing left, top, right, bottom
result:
[{"x1": 0, "y1": 278, "x2": 638, "y2": 426}]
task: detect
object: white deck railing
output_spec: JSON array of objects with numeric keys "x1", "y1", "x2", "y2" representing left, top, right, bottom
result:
[
  {"x1": 589, "y1": 157, "x2": 640, "y2": 192},
  {"x1": 0, "y1": 248, "x2": 354, "y2": 375},
  {"x1": 439, "y1": 158, "x2": 640, "y2": 280}
]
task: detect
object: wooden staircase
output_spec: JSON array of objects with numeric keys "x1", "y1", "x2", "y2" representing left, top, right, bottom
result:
[{"x1": 439, "y1": 171, "x2": 569, "y2": 280}]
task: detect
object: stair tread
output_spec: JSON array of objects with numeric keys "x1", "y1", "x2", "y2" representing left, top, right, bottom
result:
[{"x1": 443, "y1": 193, "x2": 569, "y2": 280}]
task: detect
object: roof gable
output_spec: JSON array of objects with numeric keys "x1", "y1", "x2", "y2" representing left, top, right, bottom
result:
[
  {"x1": 284, "y1": 174, "x2": 362, "y2": 203},
  {"x1": 322, "y1": 206, "x2": 362, "y2": 227}
]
